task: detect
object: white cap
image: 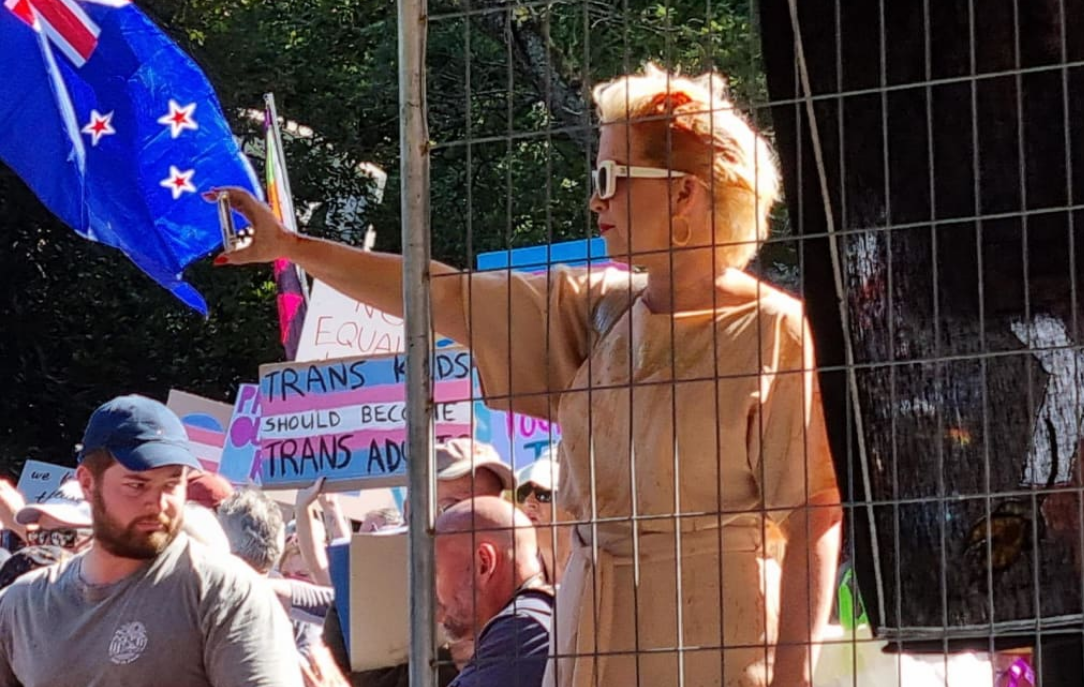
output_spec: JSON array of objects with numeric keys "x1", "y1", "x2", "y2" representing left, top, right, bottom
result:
[
  {"x1": 16, "y1": 480, "x2": 92, "y2": 528},
  {"x1": 515, "y1": 458, "x2": 560, "y2": 492}
]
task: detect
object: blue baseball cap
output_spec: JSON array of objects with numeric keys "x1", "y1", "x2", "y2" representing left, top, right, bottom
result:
[{"x1": 78, "y1": 395, "x2": 201, "y2": 472}]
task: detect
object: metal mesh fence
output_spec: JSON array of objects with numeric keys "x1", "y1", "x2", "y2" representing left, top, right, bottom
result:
[{"x1": 405, "y1": 1, "x2": 1084, "y2": 685}]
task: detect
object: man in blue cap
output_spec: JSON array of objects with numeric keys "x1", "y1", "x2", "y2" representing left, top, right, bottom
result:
[{"x1": 0, "y1": 395, "x2": 303, "y2": 687}]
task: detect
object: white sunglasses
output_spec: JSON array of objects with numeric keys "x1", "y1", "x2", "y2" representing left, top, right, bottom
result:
[{"x1": 591, "y1": 160, "x2": 689, "y2": 201}]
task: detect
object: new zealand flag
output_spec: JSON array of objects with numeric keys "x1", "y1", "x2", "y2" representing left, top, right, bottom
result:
[{"x1": 0, "y1": 0, "x2": 260, "y2": 314}]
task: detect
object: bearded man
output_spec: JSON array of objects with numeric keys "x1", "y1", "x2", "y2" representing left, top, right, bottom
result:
[{"x1": 0, "y1": 395, "x2": 301, "y2": 687}]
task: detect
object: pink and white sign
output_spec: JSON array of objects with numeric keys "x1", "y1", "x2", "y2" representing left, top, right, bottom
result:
[
  {"x1": 167, "y1": 389, "x2": 232, "y2": 473},
  {"x1": 258, "y1": 349, "x2": 477, "y2": 488}
]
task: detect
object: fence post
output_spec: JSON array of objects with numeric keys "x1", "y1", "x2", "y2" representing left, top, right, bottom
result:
[{"x1": 397, "y1": 0, "x2": 434, "y2": 683}]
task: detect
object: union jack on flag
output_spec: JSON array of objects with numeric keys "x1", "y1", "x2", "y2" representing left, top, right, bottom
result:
[{"x1": 0, "y1": 0, "x2": 260, "y2": 313}]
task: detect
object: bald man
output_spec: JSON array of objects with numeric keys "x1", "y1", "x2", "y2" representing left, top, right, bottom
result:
[{"x1": 435, "y1": 497, "x2": 553, "y2": 687}]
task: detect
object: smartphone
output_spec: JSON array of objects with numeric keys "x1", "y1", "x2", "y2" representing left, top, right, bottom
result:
[{"x1": 217, "y1": 192, "x2": 238, "y2": 251}]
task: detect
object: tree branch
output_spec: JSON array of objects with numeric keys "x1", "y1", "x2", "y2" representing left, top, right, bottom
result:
[{"x1": 475, "y1": 6, "x2": 592, "y2": 152}]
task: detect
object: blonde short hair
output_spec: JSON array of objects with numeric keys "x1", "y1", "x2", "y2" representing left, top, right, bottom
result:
[{"x1": 592, "y1": 64, "x2": 780, "y2": 269}]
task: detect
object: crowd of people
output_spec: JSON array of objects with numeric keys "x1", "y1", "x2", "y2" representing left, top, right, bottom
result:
[
  {"x1": 0, "y1": 397, "x2": 568, "y2": 687},
  {"x1": 0, "y1": 63, "x2": 842, "y2": 687}
]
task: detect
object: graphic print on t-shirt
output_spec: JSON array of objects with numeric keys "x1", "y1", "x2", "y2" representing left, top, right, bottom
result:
[{"x1": 109, "y1": 621, "x2": 149, "y2": 665}]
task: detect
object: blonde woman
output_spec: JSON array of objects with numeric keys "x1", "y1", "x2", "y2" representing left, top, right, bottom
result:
[{"x1": 214, "y1": 64, "x2": 841, "y2": 687}]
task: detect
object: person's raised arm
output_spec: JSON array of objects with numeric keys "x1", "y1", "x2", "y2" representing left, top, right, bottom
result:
[
  {"x1": 210, "y1": 187, "x2": 469, "y2": 344},
  {"x1": 318, "y1": 493, "x2": 350, "y2": 543},
  {"x1": 212, "y1": 186, "x2": 603, "y2": 419},
  {"x1": 295, "y1": 477, "x2": 331, "y2": 587}
]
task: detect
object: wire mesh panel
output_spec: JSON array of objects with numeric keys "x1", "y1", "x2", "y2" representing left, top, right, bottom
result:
[
  {"x1": 762, "y1": 0, "x2": 1084, "y2": 644},
  {"x1": 409, "y1": 0, "x2": 1084, "y2": 685}
]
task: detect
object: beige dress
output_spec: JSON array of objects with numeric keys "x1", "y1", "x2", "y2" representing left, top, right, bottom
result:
[{"x1": 457, "y1": 266, "x2": 837, "y2": 687}]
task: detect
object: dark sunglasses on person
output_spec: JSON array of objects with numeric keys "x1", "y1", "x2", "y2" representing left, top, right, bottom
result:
[
  {"x1": 515, "y1": 484, "x2": 553, "y2": 504},
  {"x1": 25, "y1": 528, "x2": 91, "y2": 549}
]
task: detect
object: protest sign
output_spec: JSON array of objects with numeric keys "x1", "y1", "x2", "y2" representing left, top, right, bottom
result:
[
  {"x1": 218, "y1": 384, "x2": 261, "y2": 484},
  {"x1": 258, "y1": 349, "x2": 476, "y2": 489},
  {"x1": 295, "y1": 280, "x2": 406, "y2": 361},
  {"x1": 484, "y1": 410, "x2": 561, "y2": 471},
  {"x1": 16, "y1": 460, "x2": 75, "y2": 504},
  {"x1": 167, "y1": 390, "x2": 232, "y2": 473},
  {"x1": 345, "y1": 531, "x2": 409, "y2": 671},
  {"x1": 295, "y1": 280, "x2": 454, "y2": 361},
  {"x1": 475, "y1": 236, "x2": 611, "y2": 273}
]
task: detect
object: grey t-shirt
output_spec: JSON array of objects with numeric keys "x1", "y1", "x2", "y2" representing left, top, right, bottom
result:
[{"x1": 0, "y1": 534, "x2": 303, "y2": 687}]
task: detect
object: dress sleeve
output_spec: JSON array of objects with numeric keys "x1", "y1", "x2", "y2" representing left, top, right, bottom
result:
[
  {"x1": 458, "y1": 266, "x2": 626, "y2": 419},
  {"x1": 747, "y1": 305, "x2": 839, "y2": 525}
]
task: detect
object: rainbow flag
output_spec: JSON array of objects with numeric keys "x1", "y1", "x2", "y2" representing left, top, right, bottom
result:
[{"x1": 264, "y1": 94, "x2": 308, "y2": 359}]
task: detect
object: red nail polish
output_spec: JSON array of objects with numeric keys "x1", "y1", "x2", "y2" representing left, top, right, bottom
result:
[{"x1": 213, "y1": 255, "x2": 229, "y2": 266}]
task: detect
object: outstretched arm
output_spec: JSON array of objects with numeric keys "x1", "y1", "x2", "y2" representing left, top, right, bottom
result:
[{"x1": 211, "y1": 187, "x2": 469, "y2": 344}]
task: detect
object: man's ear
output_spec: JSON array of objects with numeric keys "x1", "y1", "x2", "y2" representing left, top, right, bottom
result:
[
  {"x1": 475, "y1": 542, "x2": 498, "y2": 582},
  {"x1": 75, "y1": 464, "x2": 94, "y2": 497}
]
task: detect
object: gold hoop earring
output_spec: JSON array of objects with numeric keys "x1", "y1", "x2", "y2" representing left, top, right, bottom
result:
[{"x1": 672, "y1": 217, "x2": 692, "y2": 248}]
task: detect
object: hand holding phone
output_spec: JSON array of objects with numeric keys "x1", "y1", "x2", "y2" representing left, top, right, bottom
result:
[
  {"x1": 208, "y1": 187, "x2": 285, "y2": 266},
  {"x1": 217, "y1": 192, "x2": 239, "y2": 252}
]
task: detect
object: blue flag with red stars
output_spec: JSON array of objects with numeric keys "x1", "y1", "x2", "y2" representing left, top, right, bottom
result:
[{"x1": 0, "y1": 0, "x2": 260, "y2": 314}]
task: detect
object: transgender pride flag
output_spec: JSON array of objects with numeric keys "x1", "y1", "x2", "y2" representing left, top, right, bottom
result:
[{"x1": 264, "y1": 93, "x2": 308, "y2": 360}]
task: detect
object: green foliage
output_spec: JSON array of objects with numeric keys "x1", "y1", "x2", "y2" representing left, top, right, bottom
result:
[
  {"x1": 0, "y1": 168, "x2": 281, "y2": 474},
  {"x1": 0, "y1": 0, "x2": 768, "y2": 471}
]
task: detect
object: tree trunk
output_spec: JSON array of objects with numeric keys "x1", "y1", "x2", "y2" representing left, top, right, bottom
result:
[{"x1": 762, "y1": 0, "x2": 1084, "y2": 649}]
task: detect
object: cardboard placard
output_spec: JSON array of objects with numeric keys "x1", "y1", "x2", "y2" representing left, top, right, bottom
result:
[
  {"x1": 219, "y1": 384, "x2": 262, "y2": 484},
  {"x1": 346, "y1": 531, "x2": 409, "y2": 671},
  {"x1": 257, "y1": 349, "x2": 476, "y2": 488},
  {"x1": 16, "y1": 460, "x2": 75, "y2": 504},
  {"x1": 327, "y1": 532, "x2": 411, "y2": 672},
  {"x1": 167, "y1": 389, "x2": 232, "y2": 473},
  {"x1": 296, "y1": 281, "x2": 406, "y2": 361},
  {"x1": 484, "y1": 409, "x2": 561, "y2": 471}
]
